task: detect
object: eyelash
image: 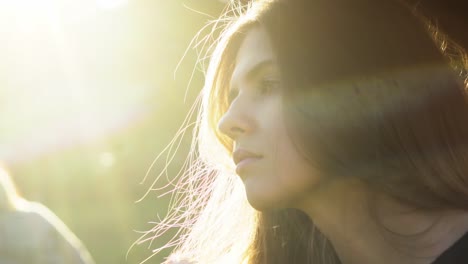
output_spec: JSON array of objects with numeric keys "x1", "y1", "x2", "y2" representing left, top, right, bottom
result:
[
  {"x1": 257, "y1": 78, "x2": 280, "y2": 96},
  {"x1": 228, "y1": 78, "x2": 280, "y2": 104}
]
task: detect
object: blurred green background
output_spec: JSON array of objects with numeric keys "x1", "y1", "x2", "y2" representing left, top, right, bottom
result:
[{"x1": 0, "y1": 0, "x2": 224, "y2": 263}]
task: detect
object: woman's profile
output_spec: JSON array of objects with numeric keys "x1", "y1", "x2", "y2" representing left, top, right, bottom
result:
[{"x1": 139, "y1": 0, "x2": 468, "y2": 263}]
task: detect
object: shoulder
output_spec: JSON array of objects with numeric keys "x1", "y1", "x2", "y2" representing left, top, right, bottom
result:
[
  {"x1": 0, "y1": 201, "x2": 95, "y2": 264},
  {"x1": 0, "y1": 201, "x2": 53, "y2": 243}
]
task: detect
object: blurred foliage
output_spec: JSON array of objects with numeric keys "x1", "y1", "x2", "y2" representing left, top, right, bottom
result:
[{"x1": 1, "y1": 0, "x2": 224, "y2": 263}]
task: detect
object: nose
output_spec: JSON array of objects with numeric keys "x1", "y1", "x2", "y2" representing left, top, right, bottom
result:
[{"x1": 217, "y1": 100, "x2": 254, "y2": 140}]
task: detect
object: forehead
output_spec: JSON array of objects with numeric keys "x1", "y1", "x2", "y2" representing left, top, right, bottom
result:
[{"x1": 231, "y1": 26, "x2": 275, "y2": 83}]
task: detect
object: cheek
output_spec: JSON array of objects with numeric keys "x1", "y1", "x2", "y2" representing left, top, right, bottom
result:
[
  {"x1": 243, "y1": 123, "x2": 320, "y2": 210},
  {"x1": 256, "y1": 114, "x2": 321, "y2": 208},
  {"x1": 274, "y1": 132, "x2": 321, "y2": 198},
  {"x1": 243, "y1": 98, "x2": 321, "y2": 210}
]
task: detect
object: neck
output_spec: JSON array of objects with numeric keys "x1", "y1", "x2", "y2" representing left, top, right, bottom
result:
[{"x1": 299, "y1": 178, "x2": 468, "y2": 264}]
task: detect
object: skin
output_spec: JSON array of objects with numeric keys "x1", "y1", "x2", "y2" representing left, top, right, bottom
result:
[
  {"x1": 218, "y1": 26, "x2": 320, "y2": 210},
  {"x1": 218, "y1": 26, "x2": 468, "y2": 264}
]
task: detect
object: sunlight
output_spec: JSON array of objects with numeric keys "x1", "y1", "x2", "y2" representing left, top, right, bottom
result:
[
  {"x1": 0, "y1": 1, "x2": 222, "y2": 263},
  {"x1": 96, "y1": 0, "x2": 129, "y2": 10},
  {"x1": 0, "y1": 0, "x2": 150, "y2": 164}
]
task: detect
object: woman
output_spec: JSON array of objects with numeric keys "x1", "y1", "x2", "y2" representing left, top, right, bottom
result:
[{"x1": 141, "y1": 0, "x2": 468, "y2": 263}]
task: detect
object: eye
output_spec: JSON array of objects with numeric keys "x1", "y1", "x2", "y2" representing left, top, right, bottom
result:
[{"x1": 257, "y1": 77, "x2": 281, "y2": 96}]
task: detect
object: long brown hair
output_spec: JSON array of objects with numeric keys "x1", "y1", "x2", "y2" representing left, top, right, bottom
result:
[{"x1": 144, "y1": 0, "x2": 468, "y2": 263}]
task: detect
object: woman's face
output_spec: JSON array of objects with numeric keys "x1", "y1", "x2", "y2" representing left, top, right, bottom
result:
[{"x1": 217, "y1": 26, "x2": 320, "y2": 210}]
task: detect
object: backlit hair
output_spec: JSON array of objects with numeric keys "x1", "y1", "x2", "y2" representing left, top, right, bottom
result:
[{"x1": 138, "y1": 1, "x2": 468, "y2": 263}]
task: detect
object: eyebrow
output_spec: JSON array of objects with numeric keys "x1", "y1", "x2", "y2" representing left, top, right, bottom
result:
[{"x1": 229, "y1": 59, "x2": 275, "y2": 96}]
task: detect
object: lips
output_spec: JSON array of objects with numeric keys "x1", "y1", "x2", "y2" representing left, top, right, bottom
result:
[{"x1": 233, "y1": 149, "x2": 263, "y2": 167}]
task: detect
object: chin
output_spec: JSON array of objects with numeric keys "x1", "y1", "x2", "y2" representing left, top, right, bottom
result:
[
  {"x1": 244, "y1": 186, "x2": 290, "y2": 211},
  {"x1": 246, "y1": 198, "x2": 274, "y2": 211},
  {"x1": 241, "y1": 173, "x2": 316, "y2": 211}
]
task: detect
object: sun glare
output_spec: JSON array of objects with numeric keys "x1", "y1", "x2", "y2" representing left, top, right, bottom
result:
[
  {"x1": 0, "y1": 0, "x2": 149, "y2": 164},
  {"x1": 96, "y1": 0, "x2": 129, "y2": 10}
]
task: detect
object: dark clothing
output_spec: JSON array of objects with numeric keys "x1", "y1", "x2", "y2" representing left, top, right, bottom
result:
[{"x1": 433, "y1": 232, "x2": 468, "y2": 264}]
